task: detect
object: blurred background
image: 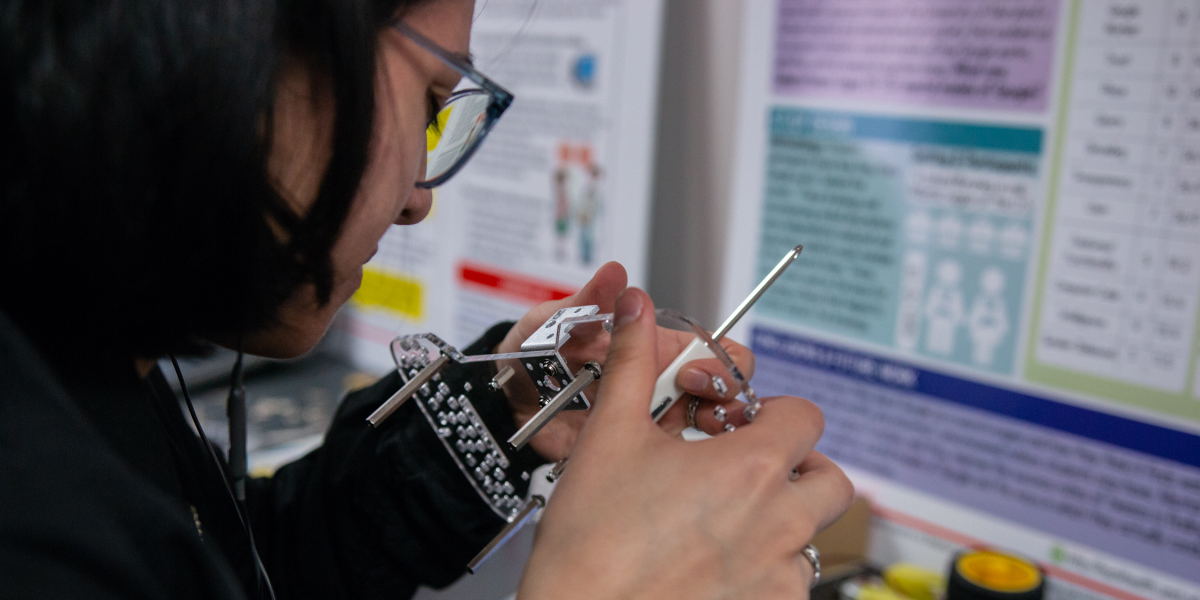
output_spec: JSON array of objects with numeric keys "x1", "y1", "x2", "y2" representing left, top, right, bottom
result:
[{"x1": 176, "y1": 1, "x2": 1200, "y2": 599}]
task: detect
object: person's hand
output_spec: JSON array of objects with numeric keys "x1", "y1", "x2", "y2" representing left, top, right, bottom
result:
[
  {"x1": 517, "y1": 288, "x2": 854, "y2": 600},
  {"x1": 494, "y1": 262, "x2": 757, "y2": 460}
]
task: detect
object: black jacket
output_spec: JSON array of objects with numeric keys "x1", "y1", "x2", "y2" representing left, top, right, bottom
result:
[{"x1": 0, "y1": 312, "x2": 544, "y2": 599}]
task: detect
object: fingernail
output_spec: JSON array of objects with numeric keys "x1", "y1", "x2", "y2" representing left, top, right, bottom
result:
[
  {"x1": 710, "y1": 375, "x2": 729, "y2": 397},
  {"x1": 680, "y1": 368, "x2": 709, "y2": 392},
  {"x1": 614, "y1": 290, "x2": 642, "y2": 328},
  {"x1": 743, "y1": 400, "x2": 762, "y2": 422}
]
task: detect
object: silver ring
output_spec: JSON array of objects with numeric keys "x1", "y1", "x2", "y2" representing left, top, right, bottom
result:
[
  {"x1": 801, "y1": 544, "x2": 821, "y2": 588},
  {"x1": 686, "y1": 396, "x2": 701, "y2": 430}
]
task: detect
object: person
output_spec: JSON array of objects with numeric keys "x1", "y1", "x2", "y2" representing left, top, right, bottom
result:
[{"x1": 0, "y1": 0, "x2": 854, "y2": 598}]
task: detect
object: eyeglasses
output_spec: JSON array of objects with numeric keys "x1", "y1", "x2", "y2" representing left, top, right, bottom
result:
[{"x1": 391, "y1": 21, "x2": 514, "y2": 189}]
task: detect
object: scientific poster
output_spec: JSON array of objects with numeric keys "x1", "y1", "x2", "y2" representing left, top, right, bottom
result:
[
  {"x1": 722, "y1": 2, "x2": 1200, "y2": 600},
  {"x1": 338, "y1": 0, "x2": 665, "y2": 374}
]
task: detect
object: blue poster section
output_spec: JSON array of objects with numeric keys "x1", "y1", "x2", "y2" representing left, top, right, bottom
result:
[
  {"x1": 759, "y1": 107, "x2": 1043, "y2": 375},
  {"x1": 752, "y1": 325, "x2": 1200, "y2": 582},
  {"x1": 769, "y1": 110, "x2": 1044, "y2": 152}
]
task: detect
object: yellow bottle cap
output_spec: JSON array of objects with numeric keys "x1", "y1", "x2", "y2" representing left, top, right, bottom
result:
[{"x1": 955, "y1": 551, "x2": 1042, "y2": 593}]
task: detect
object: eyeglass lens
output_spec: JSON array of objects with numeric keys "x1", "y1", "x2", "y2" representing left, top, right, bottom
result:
[{"x1": 423, "y1": 90, "x2": 491, "y2": 184}]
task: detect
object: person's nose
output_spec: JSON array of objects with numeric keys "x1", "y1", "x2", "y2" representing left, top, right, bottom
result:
[
  {"x1": 396, "y1": 186, "x2": 432, "y2": 225},
  {"x1": 396, "y1": 149, "x2": 433, "y2": 225}
]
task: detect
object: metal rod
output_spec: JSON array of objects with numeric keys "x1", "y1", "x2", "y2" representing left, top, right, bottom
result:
[
  {"x1": 548, "y1": 457, "x2": 569, "y2": 482},
  {"x1": 458, "y1": 350, "x2": 556, "y2": 363},
  {"x1": 490, "y1": 365, "x2": 516, "y2": 390},
  {"x1": 712, "y1": 245, "x2": 803, "y2": 340},
  {"x1": 509, "y1": 362, "x2": 600, "y2": 450},
  {"x1": 366, "y1": 355, "x2": 449, "y2": 427},
  {"x1": 467, "y1": 495, "x2": 545, "y2": 573}
]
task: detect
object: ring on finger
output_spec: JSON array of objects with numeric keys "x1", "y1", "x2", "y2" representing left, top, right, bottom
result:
[
  {"x1": 686, "y1": 396, "x2": 701, "y2": 430},
  {"x1": 800, "y1": 544, "x2": 821, "y2": 588}
]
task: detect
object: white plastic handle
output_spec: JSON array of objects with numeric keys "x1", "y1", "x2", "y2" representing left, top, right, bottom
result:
[{"x1": 649, "y1": 338, "x2": 716, "y2": 421}]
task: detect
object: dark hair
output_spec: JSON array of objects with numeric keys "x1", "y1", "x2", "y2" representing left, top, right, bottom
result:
[{"x1": 0, "y1": 0, "x2": 418, "y2": 366}]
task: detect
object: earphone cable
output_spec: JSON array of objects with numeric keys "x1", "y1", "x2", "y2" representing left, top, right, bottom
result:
[{"x1": 170, "y1": 355, "x2": 277, "y2": 600}]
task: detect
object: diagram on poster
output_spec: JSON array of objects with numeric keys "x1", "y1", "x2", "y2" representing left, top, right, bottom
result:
[
  {"x1": 756, "y1": 109, "x2": 1041, "y2": 374},
  {"x1": 723, "y1": 1, "x2": 1200, "y2": 599}
]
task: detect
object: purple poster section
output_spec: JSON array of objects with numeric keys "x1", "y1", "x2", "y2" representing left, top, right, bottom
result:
[
  {"x1": 774, "y1": 0, "x2": 1060, "y2": 111},
  {"x1": 751, "y1": 326, "x2": 1200, "y2": 583}
]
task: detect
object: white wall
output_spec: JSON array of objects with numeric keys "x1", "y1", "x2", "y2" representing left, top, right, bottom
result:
[{"x1": 647, "y1": 0, "x2": 747, "y2": 327}]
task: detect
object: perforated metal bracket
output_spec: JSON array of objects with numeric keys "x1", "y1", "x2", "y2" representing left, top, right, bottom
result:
[
  {"x1": 384, "y1": 334, "x2": 527, "y2": 520},
  {"x1": 518, "y1": 353, "x2": 589, "y2": 412},
  {"x1": 366, "y1": 305, "x2": 615, "y2": 572},
  {"x1": 367, "y1": 306, "x2": 611, "y2": 522},
  {"x1": 520, "y1": 305, "x2": 600, "y2": 352},
  {"x1": 509, "y1": 361, "x2": 601, "y2": 450},
  {"x1": 515, "y1": 305, "x2": 605, "y2": 413}
]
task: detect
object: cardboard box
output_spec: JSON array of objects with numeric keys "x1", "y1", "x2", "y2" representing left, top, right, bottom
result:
[{"x1": 813, "y1": 496, "x2": 873, "y2": 582}]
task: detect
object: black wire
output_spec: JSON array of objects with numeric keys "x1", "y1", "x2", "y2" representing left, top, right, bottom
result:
[
  {"x1": 171, "y1": 355, "x2": 277, "y2": 600},
  {"x1": 228, "y1": 345, "x2": 248, "y2": 502}
]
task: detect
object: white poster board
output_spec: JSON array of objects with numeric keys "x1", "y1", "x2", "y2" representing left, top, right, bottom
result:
[
  {"x1": 340, "y1": 0, "x2": 664, "y2": 375},
  {"x1": 722, "y1": 2, "x2": 1200, "y2": 600}
]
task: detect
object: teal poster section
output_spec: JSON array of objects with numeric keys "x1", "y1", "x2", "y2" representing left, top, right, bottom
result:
[{"x1": 757, "y1": 108, "x2": 1043, "y2": 374}]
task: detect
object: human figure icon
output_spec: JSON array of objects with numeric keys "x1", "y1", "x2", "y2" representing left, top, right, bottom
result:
[
  {"x1": 552, "y1": 142, "x2": 602, "y2": 266},
  {"x1": 967, "y1": 268, "x2": 1009, "y2": 366},
  {"x1": 578, "y1": 163, "x2": 602, "y2": 265},
  {"x1": 924, "y1": 260, "x2": 964, "y2": 355},
  {"x1": 895, "y1": 251, "x2": 928, "y2": 352},
  {"x1": 553, "y1": 167, "x2": 570, "y2": 262}
]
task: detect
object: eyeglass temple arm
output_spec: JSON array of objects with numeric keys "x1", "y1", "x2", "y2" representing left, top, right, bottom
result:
[{"x1": 390, "y1": 20, "x2": 513, "y2": 101}]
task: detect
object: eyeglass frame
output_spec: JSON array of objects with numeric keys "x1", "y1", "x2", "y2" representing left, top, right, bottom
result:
[{"x1": 390, "y1": 20, "x2": 514, "y2": 189}]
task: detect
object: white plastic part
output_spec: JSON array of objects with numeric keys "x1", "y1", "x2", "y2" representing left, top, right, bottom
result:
[
  {"x1": 527, "y1": 463, "x2": 558, "y2": 524},
  {"x1": 649, "y1": 338, "x2": 717, "y2": 421}
]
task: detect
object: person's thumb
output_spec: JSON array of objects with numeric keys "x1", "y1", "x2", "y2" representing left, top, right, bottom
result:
[
  {"x1": 587, "y1": 287, "x2": 659, "y2": 430},
  {"x1": 565, "y1": 261, "x2": 627, "y2": 312},
  {"x1": 498, "y1": 262, "x2": 628, "y2": 354}
]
